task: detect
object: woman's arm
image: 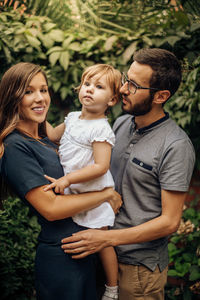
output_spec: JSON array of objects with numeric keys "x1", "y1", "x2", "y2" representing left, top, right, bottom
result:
[
  {"x1": 26, "y1": 185, "x2": 122, "y2": 221},
  {"x1": 44, "y1": 141, "x2": 112, "y2": 194},
  {"x1": 46, "y1": 121, "x2": 65, "y2": 143}
]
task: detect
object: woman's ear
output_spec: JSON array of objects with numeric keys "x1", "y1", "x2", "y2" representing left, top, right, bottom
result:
[
  {"x1": 153, "y1": 90, "x2": 171, "y2": 105},
  {"x1": 108, "y1": 96, "x2": 118, "y2": 107}
]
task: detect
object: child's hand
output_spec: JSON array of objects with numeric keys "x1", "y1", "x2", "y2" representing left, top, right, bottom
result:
[{"x1": 43, "y1": 175, "x2": 70, "y2": 194}]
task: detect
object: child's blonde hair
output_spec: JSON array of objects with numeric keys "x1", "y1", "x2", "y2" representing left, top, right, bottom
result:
[{"x1": 78, "y1": 64, "x2": 122, "y2": 102}]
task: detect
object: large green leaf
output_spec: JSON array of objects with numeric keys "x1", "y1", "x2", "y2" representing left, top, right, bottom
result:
[
  {"x1": 189, "y1": 266, "x2": 200, "y2": 281},
  {"x1": 49, "y1": 51, "x2": 60, "y2": 66},
  {"x1": 48, "y1": 29, "x2": 64, "y2": 42},
  {"x1": 25, "y1": 34, "x2": 41, "y2": 49},
  {"x1": 122, "y1": 41, "x2": 138, "y2": 64},
  {"x1": 59, "y1": 51, "x2": 70, "y2": 71}
]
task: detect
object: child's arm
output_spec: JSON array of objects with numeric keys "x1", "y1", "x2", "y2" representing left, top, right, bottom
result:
[
  {"x1": 46, "y1": 121, "x2": 65, "y2": 143},
  {"x1": 44, "y1": 141, "x2": 112, "y2": 194}
]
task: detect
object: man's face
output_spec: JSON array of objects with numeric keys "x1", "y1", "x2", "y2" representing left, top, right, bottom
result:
[{"x1": 120, "y1": 61, "x2": 154, "y2": 116}]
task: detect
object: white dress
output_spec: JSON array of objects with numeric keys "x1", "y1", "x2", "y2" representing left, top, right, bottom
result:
[{"x1": 58, "y1": 111, "x2": 115, "y2": 228}]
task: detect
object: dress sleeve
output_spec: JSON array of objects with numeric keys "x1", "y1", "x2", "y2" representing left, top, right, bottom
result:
[
  {"x1": 90, "y1": 121, "x2": 115, "y2": 147},
  {"x1": 159, "y1": 139, "x2": 195, "y2": 192},
  {"x1": 64, "y1": 111, "x2": 80, "y2": 126},
  {"x1": 3, "y1": 140, "x2": 49, "y2": 199}
]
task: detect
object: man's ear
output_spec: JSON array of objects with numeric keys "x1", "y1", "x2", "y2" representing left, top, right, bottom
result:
[
  {"x1": 108, "y1": 96, "x2": 118, "y2": 107},
  {"x1": 153, "y1": 90, "x2": 171, "y2": 105}
]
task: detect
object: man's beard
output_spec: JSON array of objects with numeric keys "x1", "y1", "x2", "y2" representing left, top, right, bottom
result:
[{"x1": 122, "y1": 94, "x2": 154, "y2": 116}]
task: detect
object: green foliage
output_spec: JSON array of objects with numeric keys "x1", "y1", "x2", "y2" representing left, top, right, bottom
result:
[
  {"x1": 0, "y1": 197, "x2": 40, "y2": 299},
  {"x1": 166, "y1": 197, "x2": 200, "y2": 299},
  {"x1": 0, "y1": 2, "x2": 200, "y2": 297},
  {"x1": 165, "y1": 56, "x2": 200, "y2": 170},
  {"x1": 1, "y1": 4, "x2": 200, "y2": 130}
]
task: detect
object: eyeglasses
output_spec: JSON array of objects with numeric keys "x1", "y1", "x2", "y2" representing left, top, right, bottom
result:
[{"x1": 121, "y1": 73, "x2": 160, "y2": 95}]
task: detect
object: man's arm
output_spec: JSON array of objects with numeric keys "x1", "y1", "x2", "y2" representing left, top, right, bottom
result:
[{"x1": 61, "y1": 190, "x2": 186, "y2": 258}]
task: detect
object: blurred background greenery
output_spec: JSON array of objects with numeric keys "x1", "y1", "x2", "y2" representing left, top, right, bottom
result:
[{"x1": 0, "y1": 0, "x2": 200, "y2": 299}]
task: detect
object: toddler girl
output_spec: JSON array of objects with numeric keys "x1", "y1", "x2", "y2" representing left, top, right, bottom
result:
[{"x1": 45, "y1": 64, "x2": 121, "y2": 300}]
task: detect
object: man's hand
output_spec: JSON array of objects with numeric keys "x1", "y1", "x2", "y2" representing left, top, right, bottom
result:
[
  {"x1": 61, "y1": 229, "x2": 111, "y2": 259},
  {"x1": 43, "y1": 175, "x2": 70, "y2": 194}
]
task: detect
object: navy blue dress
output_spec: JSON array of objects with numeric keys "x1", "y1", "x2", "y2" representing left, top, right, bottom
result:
[{"x1": 1, "y1": 130, "x2": 97, "y2": 300}]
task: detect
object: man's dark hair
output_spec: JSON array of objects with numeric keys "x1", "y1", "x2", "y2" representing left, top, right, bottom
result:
[{"x1": 134, "y1": 48, "x2": 182, "y2": 98}]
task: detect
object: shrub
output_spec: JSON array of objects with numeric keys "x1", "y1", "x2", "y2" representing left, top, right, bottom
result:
[
  {"x1": 166, "y1": 196, "x2": 200, "y2": 299},
  {"x1": 0, "y1": 197, "x2": 40, "y2": 299}
]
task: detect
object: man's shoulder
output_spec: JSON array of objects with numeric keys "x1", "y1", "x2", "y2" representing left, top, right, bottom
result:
[
  {"x1": 113, "y1": 114, "x2": 132, "y2": 131},
  {"x1": 164, "y1": 118, "x2": 191, "y2": 143},
  {"x1": 158, "y1": 118, "x2": 195, "y2": 159}
]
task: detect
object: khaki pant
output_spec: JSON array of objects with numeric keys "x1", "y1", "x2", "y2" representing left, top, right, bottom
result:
[{"x1": 118, "y1": 263, "x2": 168, "y2": 300}]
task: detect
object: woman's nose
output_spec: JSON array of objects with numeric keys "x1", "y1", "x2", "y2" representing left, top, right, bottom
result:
[{"x1": 35, "y1": 91, "x2": 44, "y2": 101}]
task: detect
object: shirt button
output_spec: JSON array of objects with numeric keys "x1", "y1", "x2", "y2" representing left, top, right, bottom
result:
[{"x1": 140, "y1": 162, "x2": 143, "y2": 167}]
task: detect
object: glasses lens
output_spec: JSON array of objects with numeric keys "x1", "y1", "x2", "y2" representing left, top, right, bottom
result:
[
  {"x1": 121, "y1": 73, "x2": 126, "y2": 85},
  {"x1": 122, "y1": 73, "x2": 137, "y2": 94},
  {"x1": 129, "y1": 81, "x2": 137, "y2": 94}
]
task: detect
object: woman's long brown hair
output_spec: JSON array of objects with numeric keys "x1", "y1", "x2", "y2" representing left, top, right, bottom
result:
[{"x1": 0, "y1": 62, "x2": 48, "y2": 203}]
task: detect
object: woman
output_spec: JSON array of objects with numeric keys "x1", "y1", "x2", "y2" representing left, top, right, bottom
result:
[{"x1": 0, "y1": 62, "x2": 122, "y2": 300}]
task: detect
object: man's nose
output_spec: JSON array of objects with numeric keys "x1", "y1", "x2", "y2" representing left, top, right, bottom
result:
[{"x1": 120, "y1": 82, "x2": 129, "y2": 94}]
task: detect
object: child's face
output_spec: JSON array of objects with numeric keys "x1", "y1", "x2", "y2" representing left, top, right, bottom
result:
[{"x1": 79, "y1": 74, "x2": 116, "y2": 115}]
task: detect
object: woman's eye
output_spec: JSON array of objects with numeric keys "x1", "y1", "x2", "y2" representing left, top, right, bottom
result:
[
  {"x1": 41, "y1": 88, "x2": 48, "y2": 93},
  {"x1": 25, "y1": 90, "x2": 32, "y2": 95}
]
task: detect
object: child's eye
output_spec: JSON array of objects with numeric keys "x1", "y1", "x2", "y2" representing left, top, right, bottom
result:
[
  {"x1": 96, "y1": 84, "x2": 103, "y2": 89},
  {"x1": 84, "y1": 81, "x2": 90, "y2": 86}
]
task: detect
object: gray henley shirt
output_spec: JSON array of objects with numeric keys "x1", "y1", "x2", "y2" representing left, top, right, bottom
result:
[{"x1": 111, "y1": 112, "x2": 195, "y2": 271}]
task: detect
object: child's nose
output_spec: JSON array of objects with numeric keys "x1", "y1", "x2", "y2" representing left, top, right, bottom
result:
[{"x1": 86, "y1": 84, "x2": 94, "y2": 93}]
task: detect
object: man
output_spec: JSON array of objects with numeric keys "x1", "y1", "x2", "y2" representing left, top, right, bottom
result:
[{"x1": 61, "y1": 48, "x2": 195, "y2": 299}]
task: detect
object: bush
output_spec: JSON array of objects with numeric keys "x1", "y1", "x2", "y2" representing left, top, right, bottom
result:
[
  {"x1": 0, "y1": 197, "x2": 40, "y2": 299},
  {"x1": 165, "y1": 196, "x2": 200, "y2": 299},
  {"x1": 165, "y1": 56, "x2": 200, "y2": 171}
]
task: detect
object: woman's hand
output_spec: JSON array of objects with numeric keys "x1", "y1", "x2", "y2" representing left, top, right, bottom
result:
[{"x1": 105, "y1": 188, "x2": 122, "y2": 214}]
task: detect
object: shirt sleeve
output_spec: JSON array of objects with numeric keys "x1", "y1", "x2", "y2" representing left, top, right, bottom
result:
[
  {"x1": 3, "y1": 139, "x2": 49, "y2": 199},
  {"x1": 159, "y1": 138, "x2": 195, "y2": 192},
  {"x1": 90, "y1": 121, "x2": 115, "y2": 147}
]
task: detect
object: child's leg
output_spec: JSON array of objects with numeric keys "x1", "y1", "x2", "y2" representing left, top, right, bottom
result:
[
  {"x1": 99, "y1": 246, "x2": 118, "y2": 286},
  {"x1": 99, "y1": 246, "x2": 119, "y2": 299}
]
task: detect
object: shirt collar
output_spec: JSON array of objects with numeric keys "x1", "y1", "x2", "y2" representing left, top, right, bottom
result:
[{"x1": 131, "y1": 112, "x2": 169, "y2": 134}]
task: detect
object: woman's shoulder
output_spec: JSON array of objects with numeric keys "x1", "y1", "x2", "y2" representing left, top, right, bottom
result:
[
  {"x1": 4, "y1": 130, "x2": 24, "y2": 145},
  {"x1": 4, "y1": 130, "x2": 55, "y2": 152},
  {"x1": 3, "y1": 131, "x2": 33, "y2": 158}
]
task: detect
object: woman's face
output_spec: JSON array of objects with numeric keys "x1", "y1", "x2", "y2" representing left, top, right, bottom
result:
[{"x1": 19, "y1": 72, "x2": 50, "y2": 125}]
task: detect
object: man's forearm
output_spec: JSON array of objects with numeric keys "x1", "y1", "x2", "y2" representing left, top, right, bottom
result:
[{"x1": 106, "y1": 215, "x2": 178, "y2": 247}]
